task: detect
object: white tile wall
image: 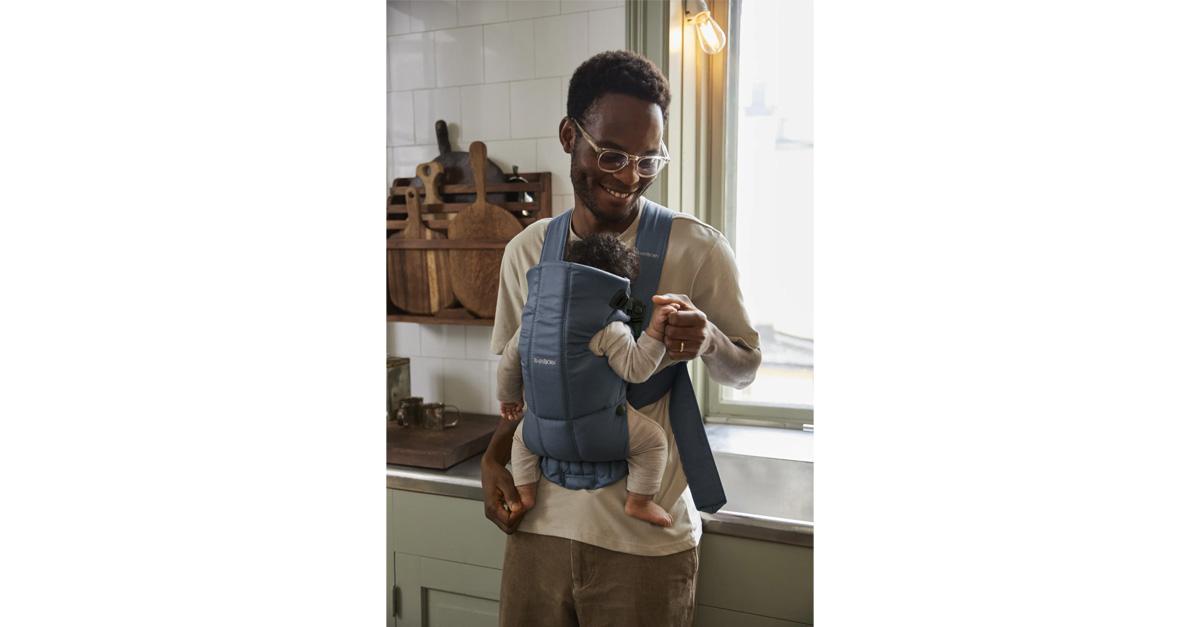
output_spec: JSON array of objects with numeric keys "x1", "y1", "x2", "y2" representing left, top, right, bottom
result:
[
  {"x1": 460, "y1": 82, "x2": 511, "y2": 140},
  {"x1": 458, "y1": 0, "x2": 508, "y2": 26},
  {"x1": 587, "y1": 6, "x2": 625, "y2": 56},
  {"x1": 388, "y1": 1, "x2": 413, "y2": 35},
  {"x1": 464, "y1": 326, "x2": 502, "y2": 360},
  {"x1": 535, "y1": 135, "x2": 572, "y2": 201},
  {"x1": 418, "y1": 324, "x2": 466, "y2": 359},
  {"x1": 408, "y1": 356, "x2": 445, "y2": 401},
  {"x1": 483, "y1": 138, "x2": 538, "y2": 175},
  {"x1": 509, "y1": 77, "x2": 562, "y2": 139},
  {"x1": 483, "y1": 20, "x2": 535, "y2": 83},
  {"x1": 388, "y1": 32, "x2": 437, "y2": 91},
  {"x1": 562, "y1": 0, "x2": 623, "y2": 13},
  {"x1": 387, "y1": 0, "x2": 625, "y2": 415},
  {"x1": 388, "y1": 322, "x2": 423, "y2": 355},
  {"x1": 393, "y1": 144, "x2": 440, "y2": 182},
  {"x1": 533, "y1": 12, "x2": 590, "y2": 78},
  {"x1": 413, "y1": 87, "x2": 462, "y2": 145},
  {"x1": 388, "y1": 91, "x2": 416, "y2": 146},
  {"x1": 508, "y1": 0, "x2": 560, "y2": 20},
  {"x1": 435, "y1": 26, "x2": 484, "y2": 86},
  {"x1": 443, "y1": 359, "x2": 492, "y2": 414},
  {"x1": 410, "y1": 0, "x2": 459, "y2": 32}
]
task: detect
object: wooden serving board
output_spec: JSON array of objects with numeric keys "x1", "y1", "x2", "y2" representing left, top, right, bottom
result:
[
  {"x1": 386, "y1": 412, "x2": 499, "y2": 469},
  {"x1": 446, "y1": 142, "x2": 524, "y2": 318},
  {"x1": 387, "y1": 182, "x2": 456, "y2": 314}
]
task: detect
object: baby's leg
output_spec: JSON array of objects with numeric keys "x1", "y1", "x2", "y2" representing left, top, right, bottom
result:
[
  {"x1": 623, "y1": 408, "x2": 672, "y2": 527},
  {"x1": 510, "y1": 420, "x2": 541, "y2": 511}
]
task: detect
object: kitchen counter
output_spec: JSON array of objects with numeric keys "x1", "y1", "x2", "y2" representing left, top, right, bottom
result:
[{"x1": 386, "y1": 423, "x2": 813, "y2": 547}]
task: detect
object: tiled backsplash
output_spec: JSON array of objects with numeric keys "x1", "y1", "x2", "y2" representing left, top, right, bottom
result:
[
  {"x1": 388, "y1": 323, "x2": 502, "y2": 415},
  {"x1": 388, "y1": 0, "x2": 625, "y2": 213},
  {"x1": 386, "y1": 0, "x2": 627, "y2": 416}
]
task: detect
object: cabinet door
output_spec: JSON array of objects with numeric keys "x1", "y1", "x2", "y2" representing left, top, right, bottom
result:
[
  {"x1": 387, "y1": 490, "x2": 398, "y2": 627},
  {"x1": 389, "y1": 490, "x2": 506, "y2": 568},
  {"x1": 394, "y1": 552, "x2": 502, "y2": 627},
  {"x1": 387, "y1": 549, "x2": 396, "y2": 627},
  {"x1": 696, "y1": 534, "x2": 814, "y2": 624}
]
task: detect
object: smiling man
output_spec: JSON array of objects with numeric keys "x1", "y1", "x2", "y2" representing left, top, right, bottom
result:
[{"x1": 485, "y1": 51, "x2": 762, "y2": 626}]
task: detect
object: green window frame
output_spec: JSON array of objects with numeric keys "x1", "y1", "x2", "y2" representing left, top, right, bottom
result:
[{"x1": 628, "y1": 0, "x2": 813, "y2": 429}]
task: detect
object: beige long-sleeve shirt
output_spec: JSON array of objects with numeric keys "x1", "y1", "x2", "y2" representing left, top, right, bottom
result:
[
  {"x1": 496, "y1": 321, "x2": 668, "y2": 403},
  {"x1": 490, "y1": 203, "x2": 761, "y2": 557}
]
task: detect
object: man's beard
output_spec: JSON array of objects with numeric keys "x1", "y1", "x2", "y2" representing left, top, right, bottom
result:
[{"x1": 569, "y1": 152, "x2": 643, "y2": 226}]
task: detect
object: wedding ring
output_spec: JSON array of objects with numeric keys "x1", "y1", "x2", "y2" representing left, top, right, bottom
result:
[{"x1": 679, "y1": 341, "x2": 685, "y2": 352}]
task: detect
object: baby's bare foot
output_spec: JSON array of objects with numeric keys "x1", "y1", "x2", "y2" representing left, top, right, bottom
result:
[
  {"x1": 625, "y1": 493, "x2": 673, "y2": 527},
  {"x1": 516, "y1": 483, "x2": 537, "y2": 511}
]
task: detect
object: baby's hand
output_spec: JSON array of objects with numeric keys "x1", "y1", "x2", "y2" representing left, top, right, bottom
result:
[
  {"x1": 646, "y1": 303, "x2": 679, "y2": 342},
  {"x1": 500, "y1": 400, "x2": 525, "y2": 421}
]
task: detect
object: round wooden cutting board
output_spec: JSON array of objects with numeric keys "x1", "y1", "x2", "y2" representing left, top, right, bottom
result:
[{"x1": 446, "y1": 142, "x2": 524, "y2": 318}]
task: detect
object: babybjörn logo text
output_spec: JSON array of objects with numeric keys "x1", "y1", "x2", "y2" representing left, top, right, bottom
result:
[
  {"x1": 639, "y1": 251, "x2": 660, "y2": 259},
  {"x1": 533, "y1": 357, "x2": 557, "y2": 366}
]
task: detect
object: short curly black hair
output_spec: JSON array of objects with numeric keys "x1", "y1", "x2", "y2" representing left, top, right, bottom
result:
[
  {"x1": 565, "y1": 233, "x2": 641, "y2": 281},
  {"x1": 567, "y1": 51, "x2": 671, "y2": 126}
]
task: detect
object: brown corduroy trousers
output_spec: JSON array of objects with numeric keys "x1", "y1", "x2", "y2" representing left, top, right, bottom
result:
[{"x1": 498, "y1": 531, "x2": 699, "y2": 627}]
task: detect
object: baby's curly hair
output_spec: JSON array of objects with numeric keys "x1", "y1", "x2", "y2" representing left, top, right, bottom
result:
[
  {"x1": 565, "y1": 234, "x2": 640, "y2": 281},
  {"x1": 567, "y1": 50, "x2": 671, "y2": 126}
]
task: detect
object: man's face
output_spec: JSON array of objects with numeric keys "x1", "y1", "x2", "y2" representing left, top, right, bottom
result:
[{"x1": 565, "y1": 93, "x2": 666, "y2": 226}]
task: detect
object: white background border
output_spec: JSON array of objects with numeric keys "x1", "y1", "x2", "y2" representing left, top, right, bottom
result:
[{"x1": 2, "y1": 1, "x2": 1199, "y2": 624}]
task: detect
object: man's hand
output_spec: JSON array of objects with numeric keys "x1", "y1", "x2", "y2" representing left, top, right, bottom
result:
[
  {"x1": 480, "y1": 419, "x2": 526, "y2": 534},
  {"x1": 651, "y1": 294, "x2": 714, "y2": 362}
]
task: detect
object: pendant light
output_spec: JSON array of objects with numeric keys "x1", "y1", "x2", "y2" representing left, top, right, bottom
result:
[{"x1": 684, "y1": 0, "x2": 728, "y2": 55}]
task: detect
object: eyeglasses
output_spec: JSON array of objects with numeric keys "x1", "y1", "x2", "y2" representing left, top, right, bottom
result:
[{"x1": 571, "y1": 118, "x2": 670, "y2": 178}]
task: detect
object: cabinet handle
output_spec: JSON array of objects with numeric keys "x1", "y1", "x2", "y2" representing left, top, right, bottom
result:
[{"x1": 392, "y1": 584, "x2": 401, "y2": 618}]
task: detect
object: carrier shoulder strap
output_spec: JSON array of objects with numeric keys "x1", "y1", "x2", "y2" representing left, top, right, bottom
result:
[
  {"x1": 540, "y1": 211, "x2": 573, "y2": 263},
  {"x1": 627, "y1": 200, "x2": 727, "y2": 515}
]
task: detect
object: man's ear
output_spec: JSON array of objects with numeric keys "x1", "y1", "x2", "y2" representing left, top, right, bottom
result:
[{"x1": 559, "y1": 117, "x2": 574, "y2": 154}]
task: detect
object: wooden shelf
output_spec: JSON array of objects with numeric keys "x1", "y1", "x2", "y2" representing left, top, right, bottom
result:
[
  {"x1": 387, "y1": 314, "x2": 494, "y2": 326},
  {"x1": 387, "y1": 161, "x2": 550, "y2": 326}
]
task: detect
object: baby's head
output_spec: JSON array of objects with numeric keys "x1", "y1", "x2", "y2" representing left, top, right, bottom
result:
[{"x1": 565, "y1": 234, "x2": 640, "y2": 281}]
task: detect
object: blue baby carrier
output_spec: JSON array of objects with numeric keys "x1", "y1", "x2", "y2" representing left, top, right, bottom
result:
[{"x1": 518, "y1": 201, "x2": 726, "y2": 514}]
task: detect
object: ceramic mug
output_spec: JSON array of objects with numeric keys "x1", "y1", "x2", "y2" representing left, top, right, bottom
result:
[
  {"x1": 420, "y1": 403, "x2": 461, "y2": 430},
  {"x1": 397, "y1": 396, "x2": 424, "y2": 427}
]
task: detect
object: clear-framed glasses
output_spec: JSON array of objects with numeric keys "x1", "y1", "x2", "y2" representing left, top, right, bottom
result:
[{"x1": 571, "y1": 118, "x2": 670, "y2": 178}]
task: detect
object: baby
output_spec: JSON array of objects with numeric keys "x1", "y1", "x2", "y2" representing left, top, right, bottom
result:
[{"x1": 497, "y1": 233, "x2": 678, "y2": 527}]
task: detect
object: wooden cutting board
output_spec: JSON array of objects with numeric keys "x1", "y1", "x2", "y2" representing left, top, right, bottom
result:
[
  {"x1": 446, "y1": 142, "x2": 524, "y2": 318},
  {"x1": 387, "y1": 412, "x2": 499, "y2": 469},
  {"x1": 387, "y1": 178, "x2": 456, "y2": 314}
]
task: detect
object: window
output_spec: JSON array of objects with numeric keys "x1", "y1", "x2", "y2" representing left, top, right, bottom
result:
[
  {"x1": 629, "y1": 0, "x2": 812, "y2": 427},
  {"x1": 709, "y1": 0, "x2": 813, "y2": 425}
]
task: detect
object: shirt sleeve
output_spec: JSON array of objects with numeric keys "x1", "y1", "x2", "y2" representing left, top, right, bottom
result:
[
  {"x1": 490, "y1": 240, "x2": 527, "y2": 355},
  {"x1": 689, "y1": 231, "x2": 761, "y2": 352},
  {"x1": 496, "y1": 328, "x2": 524, "y2": 402},
  {"x1": 588, "y1": 321, "x2": 668, "y2": 384}
]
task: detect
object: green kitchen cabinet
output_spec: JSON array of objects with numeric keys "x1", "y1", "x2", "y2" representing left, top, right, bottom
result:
[
  {"x1": 392, "y1": 552, "x2": 501, "y2": 627},
  {"x1": 696, "y1": 533, "x2": 813, "y2": 625},
  {"x1": 389, "y1": 489, "x2": 506, "y2": 568},
  {"x1": 388, "y1": 490, "x2": 505, "y2": 626},
  {"x1": 387, "y1": 488, "x2": 812, "y2": 626},
  {"x1": 387, "y1": 490, "x2": 395, "y2": 627}
]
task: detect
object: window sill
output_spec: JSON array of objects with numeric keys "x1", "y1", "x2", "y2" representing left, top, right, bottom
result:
[
  {"x1": 705, "y1": 422, "x2": 813, "y2": 463},
  {"x1": 702, "y1": 423, "x2": 813, "y2": 545}
]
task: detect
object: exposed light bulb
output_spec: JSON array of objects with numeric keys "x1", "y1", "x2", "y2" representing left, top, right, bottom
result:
[{"x1": 692, "y1": 10, "x2": 727, "y2": 55}]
